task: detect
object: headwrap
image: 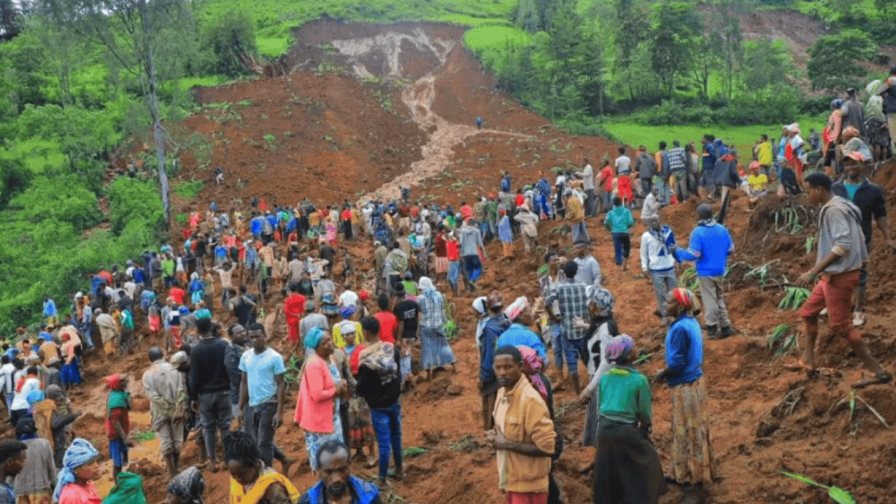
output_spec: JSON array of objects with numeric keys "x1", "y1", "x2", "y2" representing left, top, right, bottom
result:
[
  {"x1": 167, "y1": 466, "x2": 205, "y2": 503},
  {"x1": 418, "y1": 277, "x2": 436, "y2": 294},
  {"x1": 504, "y1": 296, "x2": 529, "y2": 322},
  {"x1": 670, "y1": 287, "x2": 696, "y2": 310},
  {"x1": 359, "y1": 290, "x2": 371, "y2": 302},
  {"x1": 53, "y1": 438, "x2": 100, "y2": 502},
  {"x1": 170, "y1": 351, "x2": 188, "y2": 367},
  {"x1": 605, "y1": 334, "x2": 635, "y2": 363},
  {"x1": 471, "y1": 296, "x2": 488, "y2": 317},
  {"x1": 304, "y1": 326, "x2": 325, "y2": 350},
  {"x1": 589, "y1": 287, "x2": 614, "y2": 317},
  {"x1": 517, "y1": 346, "x2": 548, "y2": 401},
  {"x1": 46, "y1": 384, "x2": 66, "y2": 402},
  {"x1": 104, "y1": 373, "x2": 125, "y2": 390},
  {"x1": 340, "y1": 305, "x2": 356, "y2": 319},
  {"x1": 15, "y1": 416, "x2": 37, "y2": 440}
]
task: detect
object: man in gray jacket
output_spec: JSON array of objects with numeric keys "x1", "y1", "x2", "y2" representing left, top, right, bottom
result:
[
  {"x1": 578, "y1": 158, "x2": 596, "y2": 217},
  {"x1": 459, "y1": 218, "x2": 487, "y2": 292},
  {"x1": 795, "y1": 172, "x2": 891, "y2": 388}
]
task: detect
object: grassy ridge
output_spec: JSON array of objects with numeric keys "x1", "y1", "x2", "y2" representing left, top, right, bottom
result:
[{"x1": 200, "y1": 0, "x2": 519, "y2": 57}]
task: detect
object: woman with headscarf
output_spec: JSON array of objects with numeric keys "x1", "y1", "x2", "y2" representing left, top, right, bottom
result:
[
  {"x1": 471, "y1": 296, "x2": 489, "y2": 349},
  {"x1": 13, "y1": 417, "x2": 56, "y2": 503},
  {"x1": 54, "y1": 438, "x2": 101, "y2": 504},
  {"x1": 655, "y1": 288, "x2": 717, "y2": 499},
  {"x1": 416, "y1": 277, "x2": 456, "y2": 381},
  {"x1": 293, "y1": 328, "x2": 346, "y2": 471},
  {"x1": 592, "y1": 335, "x2": 665, "y2": 504},
  {"x1": 226, "y1": 430, "x2": 298, "y2": 504},
  {"x1": 497, "y1": 297, "x2": 547, "y2": 361},
  {"x1": 167, "y1": 466, "x2": 204, "y2": 504},
  {"x1": 579, "y1": 287, "x2": 621, "y2": 447}
]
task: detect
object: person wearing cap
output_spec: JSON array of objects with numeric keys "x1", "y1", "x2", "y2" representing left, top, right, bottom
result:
[
  {"x1": 478, "y1": 291, "x2": 510, "y2": 430},
  {"x1": 655, "y1": 288, "x2": 717, "y2": 496},
  {"x1": 592, "y1": 335, "x2": 665, "y2": 504},
  {"x1": 832, "y1": 152, "x2": 895, "y2": 327},
  {"x1": 545, "y1": 262, "x2": 591, "y2": 394},
  {"x1": 0, "y1": 439, "x2": 28, "y2": 503},
  {"x1": 673, "y1": 203, "x2": 735, "y2": 339},
  {"x1": 578, "y1": 287, "x2": 620, "y2": 449},
  {"x1": 143, "y1": 347, "x2": 187, "y2": 478},
  {"x1": 640, "y1": 217, "x2": 678, "y2": 321},
  {"x1": 794, "y1": 173, "x2": 892, "y2": 388},
  {"x1": 13, "y1": 416, "x2": 55, "y2": 502},
  {"x1": 103, "y1": 373, "x2": 132, "y2": 481},
  {"x1": 332, "y1": 306, "x2": 364, "y2": 350},
  {"x1": 487, "y1": 345, "x2": 556, "y2": 504}
]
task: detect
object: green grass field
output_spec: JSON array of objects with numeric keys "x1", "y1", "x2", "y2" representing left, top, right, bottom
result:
[{"x1": 602, "y1": 115, "x2": 826, "y2": 155}]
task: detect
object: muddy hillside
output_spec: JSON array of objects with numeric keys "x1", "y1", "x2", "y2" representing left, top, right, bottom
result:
[{"x1": 68, "y1": 21, "x2": 896, "y2": 504}]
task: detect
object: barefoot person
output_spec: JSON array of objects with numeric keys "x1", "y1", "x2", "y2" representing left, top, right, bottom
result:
[
  {"x1": 794, "y1": 173, "x2": 892, "y2": 388},
  {"x1": 655, "y1": 288, "x2": 718, "y2": 500}
]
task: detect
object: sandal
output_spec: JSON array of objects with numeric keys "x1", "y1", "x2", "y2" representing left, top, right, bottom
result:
[{"x1": 852, "y1": 372, "x2": 893, "y2": 389}]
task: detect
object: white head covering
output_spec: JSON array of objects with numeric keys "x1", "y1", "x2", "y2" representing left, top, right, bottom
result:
[
  {"x1": 418, "y1": 276, "x2": 435, "y2": 293},
  {"x1": 472, "y1": 296, "x2": 488, "y2": 317},
  {"x1": 503, "y1": 296, "x2": 529, "y2": 322}
]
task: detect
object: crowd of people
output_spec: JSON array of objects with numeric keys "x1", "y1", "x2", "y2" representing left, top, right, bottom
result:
[{"x1": 0, "y1": 75, "x2": 894, "y2": 504}]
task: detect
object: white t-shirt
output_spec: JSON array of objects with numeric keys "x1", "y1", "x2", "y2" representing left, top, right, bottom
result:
[
  {"x1": 615, "y1": 155, "x2": 632, "y2": 174},
  {"x1": 11, "y1": 377, "x2": 40, "y2": 410},
  {"x1": 338, "y1": 290, "x2": 359, "y2": 308}
]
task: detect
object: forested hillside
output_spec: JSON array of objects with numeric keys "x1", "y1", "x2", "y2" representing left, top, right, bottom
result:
[{"x1": 1, "y1": 0, "x2": 894, "y2": 331}]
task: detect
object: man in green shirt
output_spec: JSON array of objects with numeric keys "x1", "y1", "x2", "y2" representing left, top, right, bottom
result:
[{"x1": 604, "y1": 197, "x2": 635, "y2": 271}]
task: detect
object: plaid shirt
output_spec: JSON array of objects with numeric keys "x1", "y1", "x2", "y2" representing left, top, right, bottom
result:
[
  {"x1": 667, "y1": 147, "x2": 687, "y2": 173},
  {"x1": 546, "y1": 279, "x2": 589, "y2": 340},
  {"x1": 418, "y1": 292, "x2": 447, "y2": 329}
]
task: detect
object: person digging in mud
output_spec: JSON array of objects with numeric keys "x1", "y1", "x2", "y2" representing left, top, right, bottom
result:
[
  {"x1": 225, "y1": 430, "x2": 299, "y2": 504},
  {"x1": 487, "y1": 345, "x2": 556, "y2": 504},
  {"x1": 298, "y1": 440, "x2": 381, "y2": 504},
  {"x1": 655, "y1": 288, "x2": 717, "y2": 503},
  {"x1": 790, "y1": 173, "x2": 892, "y2": 388},
  {"x1": 673, "y1": 204, "x2": 735, "y2": 339},
  {"x1": 831, "y1": 153, "x2": 896, "y2": 327},
  {"x1": 166, "y1": 466, "x2": 204, "y2": 504}
]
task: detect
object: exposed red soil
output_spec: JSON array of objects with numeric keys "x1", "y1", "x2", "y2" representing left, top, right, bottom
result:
[{"x1": 84, "y1": 20, "x2": 896, "y2": 504}]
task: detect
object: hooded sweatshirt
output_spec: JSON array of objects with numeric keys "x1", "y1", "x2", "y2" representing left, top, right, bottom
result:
[{"x1": 817, "y1": 196, "x2": 868, "y2": 274}]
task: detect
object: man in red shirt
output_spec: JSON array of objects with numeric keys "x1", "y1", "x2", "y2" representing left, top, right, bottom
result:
[
  {"x1": 446, "y1": 232, "x2": 461, "y2": 295},
  {"x1": 169, "y1": 282, "x2": 186, "y2": 306},
  {"x1": 598, "y1": 159, "x2": 615, "y2": 213},
  {"x1": 374, "y1": 294, "x2": 398, "y2": 343},
  {"x1": 283, "y1": 284, "x2": 306, "y2": 351},
  {"x1": 104, "y1": 373, "x2": 132, "y2": 481}
]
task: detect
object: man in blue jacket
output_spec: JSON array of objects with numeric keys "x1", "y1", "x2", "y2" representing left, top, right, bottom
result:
[
  {"x1": 479, "y1": 291, "x2": 509, "y2": 430},
  {"x1": 674, "y1": 204, "x2": 735, "y2": 339},
  {"x1": 299, "y1": 440, "x2": 381, "y2": 504}
]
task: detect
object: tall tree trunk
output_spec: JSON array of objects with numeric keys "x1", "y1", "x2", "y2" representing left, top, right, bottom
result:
[{"x1": 140, "y1": 1, "x2": 170, "y2": 227}]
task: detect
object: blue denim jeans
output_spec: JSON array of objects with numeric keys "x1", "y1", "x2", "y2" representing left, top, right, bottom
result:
[
  {"x1": 243, "y1": 402, "x2": 277, "y2": 466},
  {"x1": 549, "y1": 324, "x2": 564, "y2": 369},
  {"x1": 447, "y1": 261, "x2": 460, "y2": 290},
  {"x1": 370, "y1": 402, "x2": 403, "y2": 480},
  {"x1": 611, "y1": 233, "x2": 631, "y2": 265},
  {"x1": 562, "y1": 335, "x2": 588, "y2": 375}
]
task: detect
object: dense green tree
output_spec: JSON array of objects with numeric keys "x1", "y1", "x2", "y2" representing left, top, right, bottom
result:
[
  {"x1": 612, "y1": 0, "x2": 646, "y2": 102},
  {"x1": 201, "y1": 9, "x2": 257, "y2": 76},
  {"x1": 807, "y1": 29, "x2": 877, "y2": 92},
  {"x1": 0, "y1": 157, "x2": 32, "y2": 208},
  {"x1": 649, "y1": 1, "x2": 700, "y2": 97},
  {"x1": 741, "y1": 38, "x2": 792, "y2": 90},
  {"x1": 17, "y1": 104, "x2": 117, "y2": 168},
  {"x1": 0, "y1": 0, "x2": 21, "y2": 41},
  {"x1": 514, "y1": 0, "x2": 548, "y2": 32},
  {"x1": 711, "y1": 0, "x2": 743, "y2": 101}
]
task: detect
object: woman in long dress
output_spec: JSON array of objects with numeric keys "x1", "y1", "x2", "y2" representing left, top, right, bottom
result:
[{"x1": 416, "y1": 277, "x2": 456, "y2": 381}]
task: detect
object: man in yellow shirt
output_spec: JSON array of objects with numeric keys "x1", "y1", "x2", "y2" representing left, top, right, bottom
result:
[
  {"x1": 746, "y1": 162, "x2": 769, "y2": 207},
  {"x1": 757, "y1": 134, "x2": 774, "y2": 180}
]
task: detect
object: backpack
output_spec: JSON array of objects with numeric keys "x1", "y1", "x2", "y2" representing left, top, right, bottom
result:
[{"x1": 639, "y1": 153, "x2": 656, "y2": 178}]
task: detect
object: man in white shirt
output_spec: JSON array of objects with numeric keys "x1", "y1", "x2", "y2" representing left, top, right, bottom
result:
[
  {"x1": 640, "y1": 217, "x2": 678, "y2": 320},
  {"x1": 578, "y1": 158, "x2": 596, "y2": 217},
  {"x1": 614, "y1": 146, "x2": 632, "y2": 175}
]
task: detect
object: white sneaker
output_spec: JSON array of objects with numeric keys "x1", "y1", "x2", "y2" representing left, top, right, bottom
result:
[
  {"x1": 820, "y1": 308, "x2": 828, "y2": 317},
  {"x1": 853, "y1": 312, "x2": 866, "y2": 327}
]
